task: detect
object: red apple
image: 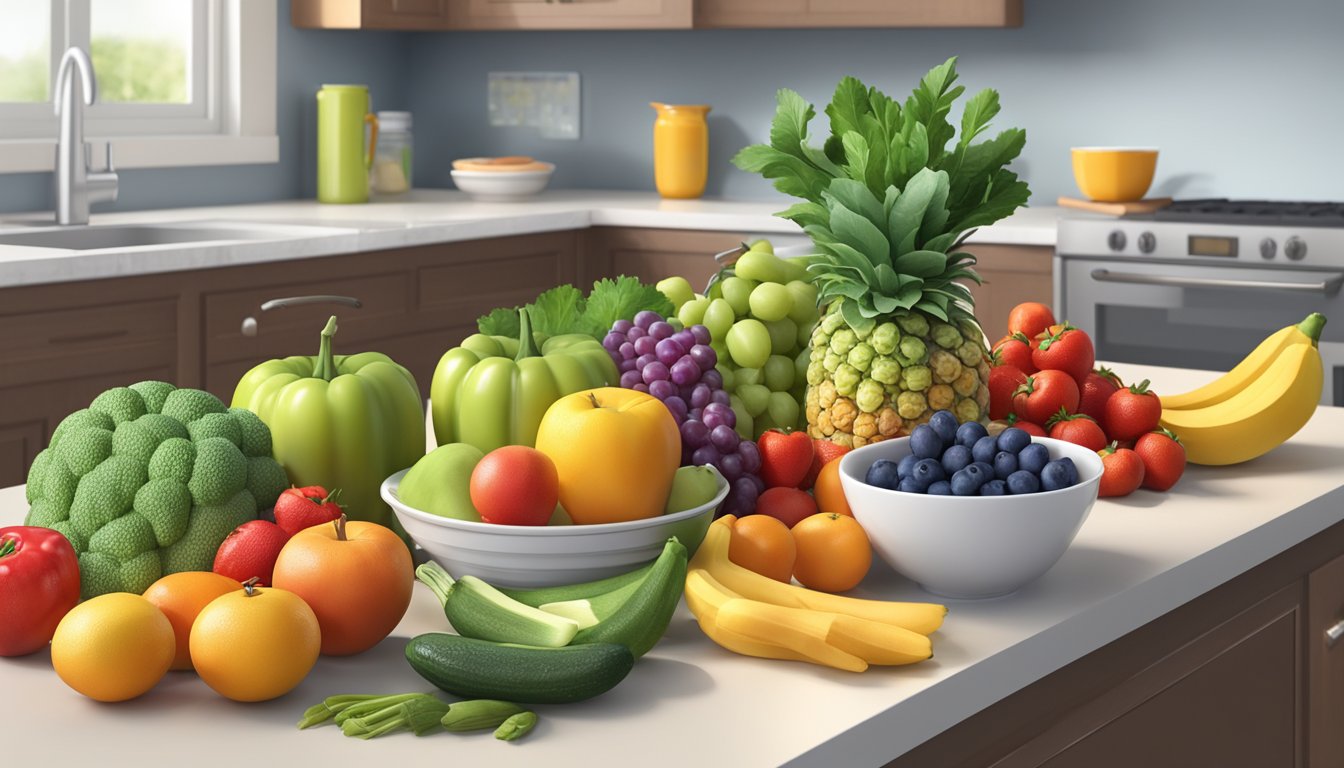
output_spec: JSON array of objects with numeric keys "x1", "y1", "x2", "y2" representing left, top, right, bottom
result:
[
  {"x1": 213, "y1": 520, "x2": 290, "y2": 586},
  {"x1": 755, "y1": 487, "x2": 819, "y2": 529}
]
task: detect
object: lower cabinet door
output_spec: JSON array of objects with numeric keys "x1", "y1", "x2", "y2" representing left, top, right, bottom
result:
[{"x1": 1308, "y1": 553, "x2": 1344, "y2": 767}]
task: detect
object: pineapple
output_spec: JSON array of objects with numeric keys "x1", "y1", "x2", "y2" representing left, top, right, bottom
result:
[{"x1": 733, "y1": 57, "x2": 1029, "y2": 446}]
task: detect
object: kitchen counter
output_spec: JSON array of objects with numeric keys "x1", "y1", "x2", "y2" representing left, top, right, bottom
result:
[
  {"x1": 6, "y1": 361, "x2": 1328, "y2": 768},
  {"x1": 0, "y1": 190, "x2": 1060, "y2": 288}
]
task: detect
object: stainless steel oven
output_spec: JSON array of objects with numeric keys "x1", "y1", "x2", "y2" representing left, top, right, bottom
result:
[{"x1": 1055, "y1": 201, "x2": 1344, "y2": 406}]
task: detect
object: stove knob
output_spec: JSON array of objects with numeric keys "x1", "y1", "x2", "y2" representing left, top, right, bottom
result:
[
  {"x1": 1138, "y1": 232, "x2": 1156, "y2": 254},
  {"x1": 1260, "y1": 238, "x2": 1277, "y2": 260},
  {"x1": 1285, "y1": 236, "x2": 1307, "y2": 261},
  {"x1": 1108, "y1": 230, "x2": 1127, "y2": 252}
]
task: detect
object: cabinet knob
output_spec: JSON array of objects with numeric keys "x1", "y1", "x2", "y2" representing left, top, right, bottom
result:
[
  {"x1": 1327, "y1": 619, "x2": 1344, "y2": 649},
  {"x1": 241, "y1": 317, "x2": 258, "y2": 337}
]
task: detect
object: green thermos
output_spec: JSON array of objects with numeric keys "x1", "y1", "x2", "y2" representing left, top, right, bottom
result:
[{"x1": 317, "y1": 84, "x2": 379, "y2": 204}]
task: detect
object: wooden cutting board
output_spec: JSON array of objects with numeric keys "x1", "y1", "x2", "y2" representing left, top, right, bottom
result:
[{"x1": 1057, "y1": 196, "x2": 1173, "y2": 216}]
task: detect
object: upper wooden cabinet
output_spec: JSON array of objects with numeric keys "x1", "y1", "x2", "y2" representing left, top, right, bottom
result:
[{"x1": 293, "y1": 0, "x2": 1017, "y2": 29}]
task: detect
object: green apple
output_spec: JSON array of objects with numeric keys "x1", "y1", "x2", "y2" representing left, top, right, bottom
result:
[
  {"x1": 664, "y1": 465, "x2": 721, "y2": 515},
  {"x1": 721, "y1": 276, "x2": 758, "y2": 317},
  {"x1": 656, "y1": 276, "x2": 695, "y2": 311},
  {"x1": 766, "y1": 392, "x2": 801, "y2": 431},
  {"x1": 397, "y1": 443, "x2": 485, "y2": 521},
  {"x1": 548, "y1": 503, "x2": 571, "y2": 526}
]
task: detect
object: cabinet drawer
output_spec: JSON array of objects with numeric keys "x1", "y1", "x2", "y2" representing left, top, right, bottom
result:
[
  {"x1": 0, "y1": 299, "x2": 177, "y2": 389},
  {"x1": 416, "y1": 236, "x2": 576, "y2": 321}
]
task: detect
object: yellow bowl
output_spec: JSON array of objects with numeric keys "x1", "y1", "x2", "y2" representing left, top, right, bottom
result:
[{"x1": 1071, "y1": 147, "x2": 1158, "y2": 202}]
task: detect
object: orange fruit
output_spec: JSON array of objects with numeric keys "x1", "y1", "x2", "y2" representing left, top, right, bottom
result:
[
  {"x1": 728, "y1": 514, "x2": 796, "y2": 583},
  {"x1": 802, "y1": 439, "x2": 851, "y2": 489},
  {"x1": 143, "y1": 571, "x2": 243, "y2": 670},
  {"x1": 51, "y1": 592, "x2": 175, "y2": 702},
  {"x1": 189, "y1": 583, "x2": 320, "y2": 702},
  {"x1": 791, "y1": 513, "x2": 872, "y2": 593},
  {"x1": 812, "y1": 458, "x2": 852, "y2": 517}
]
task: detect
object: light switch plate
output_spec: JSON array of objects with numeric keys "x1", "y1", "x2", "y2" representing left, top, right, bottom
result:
[{"x1": 487, "y1": 71, "x2": 580, "y2": 140}]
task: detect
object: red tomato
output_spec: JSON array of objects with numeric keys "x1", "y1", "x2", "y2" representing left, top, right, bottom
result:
[
  {"x1": 0, "y1": 526, "x2": 81, "y2": 657},
  {"x1": 1007, "y1": 302, "x2": 1057, "y2": 341},
  {"x1": 988, "y1": 364, "x2": 1028, "y2": 421},
  {"x1": 757, "y1": 430, "x2": 815, "y2": 489},
  {"x1": 1005, "y1": 414, "x2": 1047, "y2": 437},
  {"x1": 1077, "y1": 367, "x2": 1123, "y2": 426},
  {"x1": 470, "y1": 446, "x2": 560, "y2": 526},
  {"x1": 1134, "y1": 428, "x2": 1186, "y2": 491},
  {"x1": 755, "y1": 487, "x2": 820, "y2": 529},
  {"x1": 1104, "y1": 379, "x2": 1163, "y2": 441},
  {"x1": 1046, "y1": 410, "x2": 1108, "y2": 451},
  {"x1": 1011, "y1": 370, "x2": 1080, "y2": 426},
  {"x1": 1098, "y1": 443, "x2": 1145, "y2": 497},
  {"x1": 992, "y1": 333, "x2": 1038, "y2": 375},
  {"x1": 1031, "y1": 324, "x2": 1095, "y2": 384}
]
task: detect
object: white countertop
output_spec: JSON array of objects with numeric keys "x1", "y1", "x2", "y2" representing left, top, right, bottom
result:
[
  {"x1": 3, "y1": 363, "x2": 1341, "y2": 765},
  {"x1": 0, "y1": 190, "x2": 1060, "y2": 289}
]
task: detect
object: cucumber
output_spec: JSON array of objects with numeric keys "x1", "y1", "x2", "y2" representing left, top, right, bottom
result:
[
  {"x1": 496, "y1": 559, "x2": 657, "y2": 608},
  {"x1": 539, "y1": 579, "x2": 642, "y2": 629},
  {"x1": 405, "y1": 634, "x2": 634, "y2": 705},
  {"x1": 447, "y1": 575, "x2": 579, "y2": 648},
  {"x1": 567, "y1": 538, "x2": 687, "y2": 658}
]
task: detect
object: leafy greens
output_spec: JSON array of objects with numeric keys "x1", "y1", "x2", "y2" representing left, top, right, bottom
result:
[{"x1": 477, "y1": 276, "x2": 674, "y2": 341}]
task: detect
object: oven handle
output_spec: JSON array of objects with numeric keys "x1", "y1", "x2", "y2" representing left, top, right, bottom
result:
[{"x1": 1089, "y1": 269, "x2": 1344, "y2": 295}]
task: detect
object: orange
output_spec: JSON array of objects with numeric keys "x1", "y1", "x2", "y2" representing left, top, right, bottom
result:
[
  {"x1": 189, "y1": 583, "x2": 320, "y2": 702},
  {"x1": 271, "y1": 517, "x2": 412, "y2": 656},
  {"x1": 728, "y1": 514, "x2": 796, "y2": 583},
  {"x1": 791, "y1": 513, "x2": 872, "y2": 593},
  {"x1": 51, "y1": 592, "x2": 175, "y2": 702},
  {"x1": 143, "y1": 571, "x2": 243, "y2": 670},
  {"x1": 812, "y1": 458, "x2": 852, "y2": 518}
]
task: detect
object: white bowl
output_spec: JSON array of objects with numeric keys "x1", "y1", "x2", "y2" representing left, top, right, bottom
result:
[
  {"x1": 839, "y1": 436, "x2": 1103, "y2": 600},
  {"x1": 381, "y1": 464, "x2": 728, "y2": 588},
  {"x1": 450, "y1": 164, "x2": 554, "y2": 201}
]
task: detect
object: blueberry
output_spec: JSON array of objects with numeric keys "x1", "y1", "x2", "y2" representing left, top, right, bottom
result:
[
  {"x1": 949, "y1": 469, "x2": 981, "y2": 496},
  {"x1": 910, "y1": 424, "x2": 944, "y2": 459},
  {"x1": 912, "y1": 458, "x2": 946, "y2": 486},
  {"x1": 1040, "y1": 460, "x2": 1074, "y2": 491},
  {"x1": 865, "y1": 459, "x2": 902, "y2": 490},
  {"x1": 1058, "y1": 457, "x2": 1079, "y2": 485},
  {"x1": 993, "y1": 450, "x2": 1019, "y2": 480},
  {"x1": 897, "y1": 453, "x2": 919, "y2": 479},
  {"x1": 1006, "y1": 469, "x2": 1041, "y2": 495},
  {"x1": 941, "y1": 444, "x2": 972, "y2": 476},
  {"x1": 971, "y1": 434, "x2": 1000, "y2": 464},
  {"x1": 955, "y1": 421, "x2": 989, "y2": 449},
  {"x1": 972, "y1": 461, "x2": 995, "y2": 479},
  {"x1": 898, "y1": 476, "x2": 928, "y2": 494},
  {"x1": 927, "y1": 480, "x2": 953, "y2": 495},
  {"x1": 979, "y1": 479, "x2": 1008, "y2": 496},
  {"x1": 998, "y1": 427, "x2": 1031, "y2": 454},
  {"x1": 1018, "y1": 443, "x2": 1051, "y2": 475},
  {"x1": 928, "y1": 410, "x2": 959, "y2": 446}
]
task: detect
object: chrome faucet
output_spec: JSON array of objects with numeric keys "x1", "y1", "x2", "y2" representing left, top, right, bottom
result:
[{"x1": 54, "y1": 47, "x2": 118, "y2": 225}]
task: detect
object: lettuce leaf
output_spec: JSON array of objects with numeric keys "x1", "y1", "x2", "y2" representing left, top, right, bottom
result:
[
  {"x1": 475, "y1": 276, "x2": 672, "y2": 341},
  {"x1": 580, "y1": 276, "x2": 674, "y2": 339}
]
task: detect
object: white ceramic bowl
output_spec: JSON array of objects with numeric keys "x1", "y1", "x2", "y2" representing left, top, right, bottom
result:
[
  {"x1": 839, "y1": 436, "x2": 1103, "y2": 599},
  {"x1": 449, "y1": 164, "x2": 554, "y2": 201},
  {"x1": 381, "y1": 464, "x2": 728, "y2": 588}
]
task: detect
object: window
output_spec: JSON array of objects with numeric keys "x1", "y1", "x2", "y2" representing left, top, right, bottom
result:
[{"x1": 0, "y1": 0, "x2": 277, "y2": 173}]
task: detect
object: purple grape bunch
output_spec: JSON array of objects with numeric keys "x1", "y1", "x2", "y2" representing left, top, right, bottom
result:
[{"x1": 604, "y1": 310, "x2": 765, "y2": 515}]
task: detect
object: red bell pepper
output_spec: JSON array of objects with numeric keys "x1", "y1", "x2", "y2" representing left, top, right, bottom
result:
[{"x1": 0, "y1": 526, "x2": 81, "y2": 657}]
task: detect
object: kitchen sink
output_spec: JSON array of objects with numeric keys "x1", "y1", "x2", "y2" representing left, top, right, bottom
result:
[{"x1": 0, "y1": 221, "x2": 356, "y2": 251}]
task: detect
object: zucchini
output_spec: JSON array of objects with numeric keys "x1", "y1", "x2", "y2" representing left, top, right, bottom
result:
[
  {"x1": 405, "y1": 634, "x2": 634, "y2": 705},
  {"x1": 567, "y1": 538, "x2": 687, "y2": 658},
  {"x1": 415, "y1": 563, "x2": 578, "y2": 647},
  {"x1": 496, "y1": 559, "x2": 658, "y2": 608},
  {"x1": 538, "y1": 579, "x2": 642, "y2": 629}
]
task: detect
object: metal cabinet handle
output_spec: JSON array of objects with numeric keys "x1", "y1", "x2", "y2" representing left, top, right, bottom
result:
[
  {"x1": 1090, "y1": 268, "x2": 1344, "y2": 296},
  {"x1": 241, "y1": 295, "x2": 363, "y2": 337},
  {"x1": 1327, "y1": 619, "x2": 1344, "y2": 649}
]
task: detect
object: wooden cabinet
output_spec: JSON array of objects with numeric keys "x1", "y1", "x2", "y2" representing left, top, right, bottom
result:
[
  {"x1": 1307, "y1": 553, "x2": 1344, "y2": 767},
  {"x1": 291, "y1": 0, "x2": 454, "y2": 29},
  {"x1": 962, "y1": 244, "x2": 1053, "y2": 341},
  {"x1": 581, "y1": 226, "x2": 747, "y2": 291},
  {"x1": 448, "y1": 0, "x2": 691, "y2": 30},
  {"x1": 696, "y1": 0, "x2": 1021, "y2": 28}
]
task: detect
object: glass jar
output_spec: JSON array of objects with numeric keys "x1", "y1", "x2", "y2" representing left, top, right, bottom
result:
[
  {"x1": 372, "y1": 110, "x2": 413, "y2": 195},
  {"x1": 650, "y1": 103, "x2": 710, "y2": 199}
]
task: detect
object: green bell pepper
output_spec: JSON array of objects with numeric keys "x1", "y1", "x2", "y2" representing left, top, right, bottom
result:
[
  {"x1": 430, "y1": 308, "x2": 618, "y2": 454},
  {"x1": 231, "y1": 316, "x2": 426, "y2": 537}
]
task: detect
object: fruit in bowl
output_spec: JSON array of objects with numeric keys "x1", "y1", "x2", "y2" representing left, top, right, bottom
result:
[{"x1": 839, "y1": 430, "x2": 1102, "y2": 600}]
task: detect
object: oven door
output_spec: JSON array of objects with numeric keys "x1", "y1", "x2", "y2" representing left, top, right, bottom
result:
[{"x1": 1057, "y1": 257, "x2": 1344, "y2": 405}]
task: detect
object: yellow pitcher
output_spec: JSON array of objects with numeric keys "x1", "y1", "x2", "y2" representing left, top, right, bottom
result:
[{"x1": 650, "y1": 103, "x2": 710, "y2": 199}]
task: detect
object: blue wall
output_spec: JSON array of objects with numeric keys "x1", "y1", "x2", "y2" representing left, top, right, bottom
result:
[{"x1": 2, "y1": 0, "x2": 1341, "y2": 214}]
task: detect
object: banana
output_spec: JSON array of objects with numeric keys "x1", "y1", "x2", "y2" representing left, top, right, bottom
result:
[
  {"x1": 692, "y1": 517, "x2": 947, "y2": 635},
  {"x1": 1159, "y1": 340, "x2": 1323, "y2": 465},
  {"x1": 1160, "y1": 313, "x2": 1325, "y2": 410}
]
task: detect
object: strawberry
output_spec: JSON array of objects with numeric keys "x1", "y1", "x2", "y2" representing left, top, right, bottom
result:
[
  {"x1": 274, "y1": 486, "x2": 345, "y2": 538},
  {"x1": 1012, "y1": 369, "x2": 1080, "y2": 426},
  {"x1": 213, "y1": 520, "x2": 290, "y2": 586},
  {"x1": 801, "y1": 438, "x2": 850, "y2": 490},
  {"x1": 1031, "y1": 323, "x2": 1095, "y2": 384},
  {"x1": 1077, "y1": 367, "x2": 1123, "y2": 426},
  {"x1": 1098, "y1": 442, "x2": 1145, "y2": 498},
  {"x1": 992, "y1": 334, "x2": 1037, "y2": 375},
  {"x1": 1046, "y1": 408, "x2": 1108, "y2": 451},
  {"x1": 988, "y1": 363, "x2": 1028, "y2": 421},
  {"x1": 1134, "y1": 428, "x2": 1186, "y2": 491},
  {"x1": 757, "y1": 430, "x2": 815, "y2": 489},
  {"x1": 1104, "y1": 379, "x2": 1163, "y2": 442}
]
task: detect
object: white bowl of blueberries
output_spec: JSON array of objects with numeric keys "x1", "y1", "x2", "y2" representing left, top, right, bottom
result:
[{"x1": 839, "y1": 410, "x2": 1104, "y2": 600}]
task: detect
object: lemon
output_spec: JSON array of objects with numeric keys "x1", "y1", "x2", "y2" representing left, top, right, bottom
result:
[{"x1": 51, "y1": 592, "x2": 175, "y2": 702}]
